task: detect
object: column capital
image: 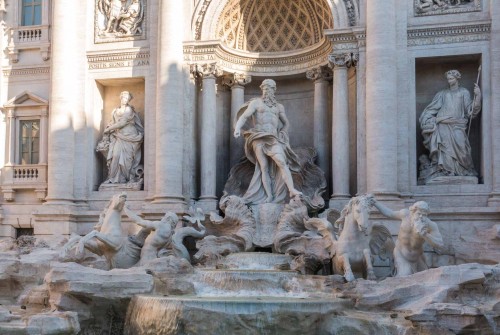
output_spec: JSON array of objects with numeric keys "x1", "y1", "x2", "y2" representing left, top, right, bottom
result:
[
  {"x1": 306, "y1": 65, "x2": 333, "y2": 82},
  {"x1": 222, "y1": 73, "x2": 252, "y2": 88},
  {"x1": 328, "y1": 52, "x2": 358, "y2": 69},
  {"x1": 191, "y1": 63, "x2": 223, "y2": 79}
]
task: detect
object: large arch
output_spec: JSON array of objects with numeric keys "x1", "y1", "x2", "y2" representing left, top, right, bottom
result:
[{"x1": 192, "y1": 0, "x2": 359, "y2": 42}]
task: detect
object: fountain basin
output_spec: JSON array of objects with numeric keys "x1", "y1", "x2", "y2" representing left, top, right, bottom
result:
[{"x1": 124, "y1": 295, "x2": 360, "y2": 335}]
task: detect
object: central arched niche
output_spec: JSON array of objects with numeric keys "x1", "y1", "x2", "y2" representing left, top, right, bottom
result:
[
  {"x1": 216, "y1": 0, "x2": 333, "y2": 53},
  {"x1": 199, "y1": 0, "x2": 333, "y2": 76}
]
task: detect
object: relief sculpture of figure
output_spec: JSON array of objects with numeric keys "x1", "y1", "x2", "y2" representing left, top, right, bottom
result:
[
  {"x1": 118, "y1": 0, "x2": 143, "y2": 36},
  {"x1": 101, "y1": 0, "x2": 126, "y2": 33},
  {"x1": 419, "y1": 69, "x2": 481, "y2": 184},
  {"x1": 372, "y1": 200, "x2": 444, "y2": 277},
  {"x1": 233, "y1": 79, "x2": 302, "y2": 204},
  {"x1": 97, "y1": 91, "x2": 144, "y2": 186}
]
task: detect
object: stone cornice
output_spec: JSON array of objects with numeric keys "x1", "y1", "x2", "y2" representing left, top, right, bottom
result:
[
  {"x1": 407, "y1": 22, "x2": 490, "y2": 46},
  {"x1": 184, "y1": 38, "x2": 333, "y2": 76},
  {"x1": 2, "y1": 66, "x2": 50, "y2": 77}
]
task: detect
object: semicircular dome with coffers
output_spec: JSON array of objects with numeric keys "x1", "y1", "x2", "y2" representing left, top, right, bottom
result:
[{"x1": 216, "y1": 0, "x2": 333, "y2": 53}]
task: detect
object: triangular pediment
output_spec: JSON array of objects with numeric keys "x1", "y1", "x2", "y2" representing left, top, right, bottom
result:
[{"x1": 2, "y1": 91, "x2": 48, "y2": 109}]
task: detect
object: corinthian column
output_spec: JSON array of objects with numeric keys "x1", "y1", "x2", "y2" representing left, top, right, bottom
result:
[
  {"x1": 45, "y1": 0, "x2": 85, "y2": 204},
  {"x1": 223, "y1": 73, "x2": 252, "y2": 168},
  {"x1": 196, "y1": 63, "x2": 223, "y2": 211},
  {"x1": 154, "y1": 0, "x2": 186, "y2": 211},
  {"x1": 329, "y1": 53, "x2": 356, "y2": 204},
  {"x1": 306, "y1": 65, "x2": 332, "y2": 187},
  {"x1": 365, "y1": 0, "x2": 398, "y2": 197}
]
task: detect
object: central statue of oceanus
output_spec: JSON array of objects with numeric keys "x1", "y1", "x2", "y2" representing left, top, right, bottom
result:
[{"x1": 233, "y1": 79, "x2": 303, "y2": 205}]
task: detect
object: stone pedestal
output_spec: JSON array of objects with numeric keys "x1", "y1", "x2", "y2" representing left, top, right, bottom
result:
[
  {"x1": 251, "y1": 203, "x2": 284, "y2": 248},
  {"x1": 98, "y1": 183, "x2": 142, "y2": 191},
  {"x1": 426, "y1": 176, "x2": 478, "y2": 186}
]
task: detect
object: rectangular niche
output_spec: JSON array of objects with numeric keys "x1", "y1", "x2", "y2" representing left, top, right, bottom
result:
[
  {"x1": 93, "y1": 78, "x2": 145, "y2": 190},
  {"x1": 415, "y1": 54, "x2": 482, "y2": 185}
]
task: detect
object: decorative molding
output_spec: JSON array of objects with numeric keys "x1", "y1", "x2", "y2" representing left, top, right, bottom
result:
[
  {"x1": 407, "y1": 23, "x2": 490, "y2": 46},
  {"x1": 94, "y1": 0, "x2": 147, "y2": 44},
  {"x1": 194, "y1": 0, "x2": 213, "y2": 40},
  {"x1": 414, "y1": 0, "x2": 481, "y2": 17},
  {"x1": 184, "y1": 38, "x2": 333, "y2": 76},
  {"x1": 87, "y1": 50, "x2": 150, "y2": 70},
  {"x1": 306, "y1": 65, "x2": 332, "y2": 81},
  {"x1": 222, "y1": 73, "x2": 252, "y2": 88},
  {"x1": 2, "y1": 67, "x2": 50, "y2": 77}
]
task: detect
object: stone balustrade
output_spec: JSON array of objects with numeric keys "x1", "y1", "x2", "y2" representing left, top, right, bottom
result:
[
  {"x1": 1, "y1": 164, "x2": 47, "y2": 201},
  {"x1": 7, "y1": 25, "x2": 50, "y2": 62}
]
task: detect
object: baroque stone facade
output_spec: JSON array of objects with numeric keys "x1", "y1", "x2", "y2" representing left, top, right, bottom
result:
[{"x1": 0, "y1": 0, "x2": 499, "y2": 333}]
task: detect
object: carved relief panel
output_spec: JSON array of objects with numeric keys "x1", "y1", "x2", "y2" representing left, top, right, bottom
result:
[
  {"x1": 414, "y1": 0, "x2": 481, "y2": 16},
  {"x1": 94, "y1": 0, "x2": 147, "y2": 43}
]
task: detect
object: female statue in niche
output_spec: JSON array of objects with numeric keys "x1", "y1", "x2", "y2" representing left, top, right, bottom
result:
[{"x1": 97, "y1": 91, "x2": 144, "y2": 186}]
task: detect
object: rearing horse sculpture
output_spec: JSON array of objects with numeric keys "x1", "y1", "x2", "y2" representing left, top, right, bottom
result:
[
  {"x1": 61, "y1": 193, "x2": 143, "y2": 269},
  {"x1": 331, "y1": 194, "x2": 394, "y2": 282}
]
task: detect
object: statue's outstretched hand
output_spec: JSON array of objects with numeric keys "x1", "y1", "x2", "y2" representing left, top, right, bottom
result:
[{"x1": 234, "y1": 129, "x2": 241, "y2": 138}]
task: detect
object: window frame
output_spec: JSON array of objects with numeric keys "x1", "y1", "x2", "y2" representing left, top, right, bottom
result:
[
  {"x1": 18, "y1": 119, "x2": 40, "y2": 165},
  {"x1": 21, "y1": 0, "x2": 42, "y2": 26}
]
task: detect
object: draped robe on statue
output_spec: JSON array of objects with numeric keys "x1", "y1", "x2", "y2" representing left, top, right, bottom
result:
[
  {"x1": 106, "y1": 106, "x2": 144, "y2": 183},
  {"x1": 419, "y1": 87, "x2": 479, "y2": 177}
]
